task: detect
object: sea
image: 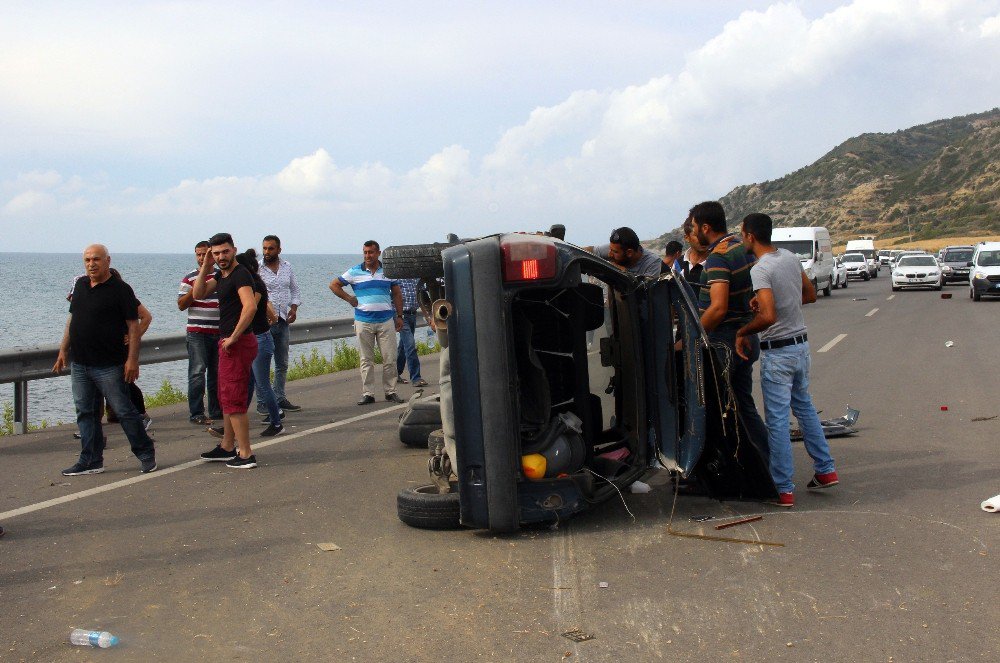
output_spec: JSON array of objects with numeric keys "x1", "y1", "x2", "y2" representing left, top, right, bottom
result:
[{"x1": 0, "y1": 252, "x2": 388, "y2": 427}]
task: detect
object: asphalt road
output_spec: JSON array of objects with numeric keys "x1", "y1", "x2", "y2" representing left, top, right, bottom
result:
[{"x1": 1, "y1": 274, "x2": 997, "y2": 662}]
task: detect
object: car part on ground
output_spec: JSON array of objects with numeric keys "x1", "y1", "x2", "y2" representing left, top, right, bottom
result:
[
  {"x1": 396, "y1": 483, "x2": 461, "y2": 529},
  {"x1": 397, "y1": 393, "x2": 442, "y2": 447},
  {"x1": 791, "y1": 406, "x2": 860, "y2": 440}
]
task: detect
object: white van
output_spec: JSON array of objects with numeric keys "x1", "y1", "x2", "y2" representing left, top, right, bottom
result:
[
  {"x1": 771, "y1": 226, "x2": 835, "y2": 296},
  {"x1": 968, "y1": 241, "x2": 1000, "y2": 301},
  {"x1": 844, "y1": 238, "x2": 879, "y2": 278}
]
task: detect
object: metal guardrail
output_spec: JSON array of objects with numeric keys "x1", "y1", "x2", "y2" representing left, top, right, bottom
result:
[{"x1": 0, "y1": 316, "x2": 362, "y2": 435}]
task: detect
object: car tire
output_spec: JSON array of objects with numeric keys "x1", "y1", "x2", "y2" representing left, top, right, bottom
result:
[
  {"x1": 863, "y1": 273, "x2": 870, "y2": 281},
  {"x1": 823, "y1": 277, "x2": 832, "y2": 297},
  {"x1": 892, "y1": 285, "x2": 900, "y2": 291},
  {"x1": 842, "y1": 276, "x2": 848, "y2": 289},
  {"x1": 934, "y1": 281, "x2": 943, "y2": 291},
  {"x1": 973, "y1": 289, "x2": 982, "y2": 301},
  {"x1": 397, "y1": 483, "x2": 461, "y2": 529},
  {"x1": 382, "y1": 243, "x2": 458, "y2": 279}
]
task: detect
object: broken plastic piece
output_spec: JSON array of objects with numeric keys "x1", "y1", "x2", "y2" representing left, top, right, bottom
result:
[
  {"x1": 598, "y1": 581, "x2": 609, "y2": 588},
  {"x1": 317, "y1": 543, "x2": 341, "y2": 551},
  {"x1": 561, "y1": 628, "x2": 595, "y2": 643},
  {"x1": 945, "y1": 341, "x2": 955, "y2": 348},
  {"x1": 940, "y1": 406, "x2": 949, "y2": 411},
  {"x1": 981, "y1": 495, "x2": 1000, "y2": 512}
]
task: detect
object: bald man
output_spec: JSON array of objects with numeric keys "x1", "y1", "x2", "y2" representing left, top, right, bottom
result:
[{"x1": 54, "y1": 244, "x2": 157, "y2": 476}]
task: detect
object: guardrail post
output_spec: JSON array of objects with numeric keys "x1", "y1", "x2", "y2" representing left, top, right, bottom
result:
[{"x1": 13, "y1": 380, "x2": 28, "y2": 434}]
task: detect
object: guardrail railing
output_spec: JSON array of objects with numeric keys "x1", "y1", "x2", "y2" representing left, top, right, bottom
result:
[{"x1": 0, "y1": 316, "x2": 363, "y2": 435}]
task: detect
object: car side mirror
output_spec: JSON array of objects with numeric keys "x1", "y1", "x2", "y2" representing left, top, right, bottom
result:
[{"x1": 967, "y1": 261, "x2": 974, "y2": 267}]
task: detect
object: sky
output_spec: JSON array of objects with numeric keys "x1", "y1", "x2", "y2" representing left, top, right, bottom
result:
[{"x1": 2, "y1": 0, "x2": 999, "y2": 254}]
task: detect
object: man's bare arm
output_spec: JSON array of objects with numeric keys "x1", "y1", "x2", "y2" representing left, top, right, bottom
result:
[
  {"x1": 123, "y1": 319, "x2": 142, "y2": 383},
  {"x1": 699, "y1": 281, "x2": 730, "y2": 332},
  {"x1": 52, "y1": 315, "x2": 72, "y2": 373},
  {"x1": 800, "y1": 271, "x2": 817, "y2": 304}
]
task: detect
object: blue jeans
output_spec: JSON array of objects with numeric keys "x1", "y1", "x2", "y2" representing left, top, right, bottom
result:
[
  {"x1": 269, "y1": 318, "x2": 290, "y2": 402},
  {"x1": 249, "y1": 331, "x2": 282, "y2": 424},
  {"x1": 760, "y1": 342, "x2": 835, "y2": 494},
  {"x1": 72, "y1": 362, "x2": 155, "y2": 467},
  {"x1": 396, "y1": 311, "x2": 422, "y2": 381},
  {"x1": 187, "y1": 332, "x2": 221, "y2": 420},
  {"x1": 708, "y1": 326, "x2": 770, "y2": 455}
]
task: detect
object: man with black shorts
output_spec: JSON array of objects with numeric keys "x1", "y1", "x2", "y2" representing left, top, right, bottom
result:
[
  {"x1": 193, "y1": 233, "x2": 260, "y2": 469},
  {"x1": 53, "y1": 244, "x2": 157, "y2": 475}
]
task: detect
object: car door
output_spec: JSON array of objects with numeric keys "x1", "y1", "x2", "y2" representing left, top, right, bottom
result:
[{"x1": 641, "y1": 274, "x2": 706, "y2": 477}]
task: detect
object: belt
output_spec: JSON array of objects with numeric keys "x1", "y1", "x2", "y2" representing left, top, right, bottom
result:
[
  {"x1": 759, "y1": 333, "x2": 808, "y2": 350},
  {"x1": 402, "y1": 309, "x2": 416, "y2": 314}
]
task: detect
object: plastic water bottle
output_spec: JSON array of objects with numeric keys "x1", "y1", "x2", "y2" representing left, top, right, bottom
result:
[{"x1": 70, "y1": 629, "x2": 119, "y2": 648}]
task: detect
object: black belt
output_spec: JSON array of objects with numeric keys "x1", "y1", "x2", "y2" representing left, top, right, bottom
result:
[
  {"x1": 759, "y1": 333, "x2": 807, "y2": 350},
  {"x1": 402, "y1": 309, "x2": 416, "y2": 314}
]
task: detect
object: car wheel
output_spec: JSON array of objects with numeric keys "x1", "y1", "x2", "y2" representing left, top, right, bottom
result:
[
  {"x1": 382, "y1": 242, "x2": 459, "y2": 279},
  {"x1": 934, "y1": 281, "x2": 943, "y2": 291},
  {"x1": 863, "y1": 273, "x2": 870, "y2": 281},
  {"x1": 973, "y1": 289, "x2": 982, "y2": 301},
  {"x1": 823, "y1": 277, "x2": 832, "y2": 297},
  {"x1": 892, "y1": 285, "x2": 900, "y2": 292},
  {"x1": 842, "y1": 276, "x2": 848, "y2": 288},
  {"x1": 397, "y1": 483, "x2": 461, "y2": 529}
]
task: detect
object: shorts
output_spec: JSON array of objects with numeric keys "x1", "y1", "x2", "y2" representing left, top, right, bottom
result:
[{"x1": 217, "y1": 333, "x2": 258, "y2": 414}]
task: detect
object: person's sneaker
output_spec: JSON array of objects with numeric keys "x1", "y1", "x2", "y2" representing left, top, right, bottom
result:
[
  {"x1": 807, "y1": 471, "x2": 839, "y2": 489},
  {"x1": 200, "y1": 445, "x2": 237, "y2": 461},
  {"x1": 397, "y1": 375, "x2": 409, "y2": 384},
  {"x1": 140, "y1": 458, "x2": 158, "y2": 473},
  {"x1": 260, "y1": 409, "x2": 285, "y2": 422},
  {"x1": 357, "y1": 395, "x2": 376, "y2": 406},
  {"x1": 62, "y1": 462, "x2": 105, "y2": 476},
  {"x1": 277, "y1": 399, "x2": 301, "y2": 412},
  {"x1": 73, "y1": 431, "x2": 81, "y2": 439},
  {"x1": 772, "y1": 492, "x2": 794, "y2": 508},
  {"x1": 413, "y1": 379, "x2": 429, "y2": 387},
  {"x1": 190, "y1": 414, "x2": 212, "y2": 426},
  {"x1": 260, "y1": 424, "x2": 284, "y2": 437},
  {"x1": 385, "y1": 393, "x2": 404, "y2": 404},
  {"x1": 208, "y1": 426, "x2": 225, "y2": 439},
  {"x1": 142, "y1": 414, "x2": 153, "y2": 431},
  {"x1": 226, "y1": 454, "x2": 258, "y2": 469},
  {"x1": 256, "y1": 403, "x2": 269, "y2": 416}
]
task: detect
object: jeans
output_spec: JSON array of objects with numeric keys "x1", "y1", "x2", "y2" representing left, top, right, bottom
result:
[
  {"x1": 395, "y1": 311, "x2": 422, "y2": 381},
  {"x1": 71, "y1": 362, "x2": 155, "y2": 467},
  {"x1": 187, "y1": 332, "x2": 221, "y2": 420},
  {"x1": 356, "y1": 319, "x2": 398, "y2": 397},
  {"x1": 269, "y1": 318, "x2": 290, "y2": 402},
  {"x1": 708, "y1": 325, "x2": 770, "y2": 456},
  {"x1": 760, "y1": 342, "x2": 835, "y2": 494},
  {"x1": 249, "y1": 331, "x2": 282, "y2": 425}
]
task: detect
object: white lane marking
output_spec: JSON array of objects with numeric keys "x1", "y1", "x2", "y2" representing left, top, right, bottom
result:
[
  {"x1": 887, "y1": 295, "x2": 895, "y2": 301},
  {"x1": 817, "y1": 334, "x2": 847, "y2": 353},
  {"x1": 865, "y1": 308, "x2": 879, "y2": 317},
  {"x1": 0, "y1": 402, "x2": 411, "y2": 522}
]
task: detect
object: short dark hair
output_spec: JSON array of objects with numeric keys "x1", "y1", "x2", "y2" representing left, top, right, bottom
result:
[
  {"x1": 208, "y1": 232, "x2": 234, "y2": 247},
  {"x1": 664, "y1": 240, "x2": 683, "y2": 256},
  {"x1": 263, "y1": 235, "x2": 280, "y2": 247},
  {"x1": 689, "y1": 201, "x2": 727, "y2": 234},
  {"x1": 741, "y1": 213, "x2": 773, "y2": 244},
  {"x1": 609, "y1": 227, "x2": 641, "y2": 252},
  {"x1": 363, "y1": 240, "x2": 380, "y2": 251},
  {"x1": 236, "y1": 248, "x2": 260, "y2": 273},
  {"x1": 195, "y1": 240, "x2": 210, "y2": 249}
]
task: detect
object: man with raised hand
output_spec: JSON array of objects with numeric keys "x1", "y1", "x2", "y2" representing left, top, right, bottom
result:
[
  {"x1": 53, "y1": 244, "x2": 157, "y2": 476},
  {"x1": 178, "y1": 240, "x2": 222, "y2": 426}
]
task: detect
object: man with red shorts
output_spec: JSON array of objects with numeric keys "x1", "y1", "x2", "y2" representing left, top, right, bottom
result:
[{"x1": 192, "y1": 233, "x2": 260, "y2": 469}]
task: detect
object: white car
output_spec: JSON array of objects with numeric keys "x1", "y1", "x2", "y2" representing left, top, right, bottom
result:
[
  {"x1": 969, "y1": 241, "x2": 1000, "y2": 301},
  {"x1": 832, "y1": 256, "x2": 849, "y2": 288},
  {"x1": 891, "y1": 255, "x2": 942, "y2": 291},
  {"x1": 841, "y1": 253, "x2": 870, "y2": 281}
]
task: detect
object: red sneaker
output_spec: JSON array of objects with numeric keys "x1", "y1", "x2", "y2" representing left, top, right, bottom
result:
[
  {"x1": 772, "y1": 492, "x2": 794, "y2": 507},
  {"x1": 807, "y1": 471, "x2": 839, "y2": 489}
]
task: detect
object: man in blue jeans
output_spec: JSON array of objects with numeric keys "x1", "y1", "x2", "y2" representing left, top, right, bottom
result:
[
  {"x1": 53, "y1": 244, "x2": 157, "y2": 475},
  {"x1": 736, "y1": 213, "x2": 838, "y2": 508},
  {"x1": 395, "y1": 278, "x2": 431, "y2": 387},
  {"x1": 178, "y1": 241, "x2": 222, "y2": 425},
  {"x1": 257, "y1": 235, "x2": 302, "y2": 414}
]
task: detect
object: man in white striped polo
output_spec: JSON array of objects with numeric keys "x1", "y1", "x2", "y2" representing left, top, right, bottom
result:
[
  {"x1": 329, "y1": 240, "x2": 405, "y2": 405},
  {"x1": 178, "y1": 240, "x2": 222, "y2": 425}
]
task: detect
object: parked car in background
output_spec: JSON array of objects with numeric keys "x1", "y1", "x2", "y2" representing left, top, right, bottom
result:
[
  {"x1": 771, "y1": 226, "x2": 835, "y2": 296},
  {"x1": 845, "y1": 238, "x2": 879, "y2": 278},
  {"x1": 891, "y1": 255, "x2": 943, "y2": 291},
  {"x1": 968, "y1": 241, "x2": 1000, "y2": 301},
  {"x1": 841, "y1": 253, "x2": 870, "y2": 280},
  {"x1": 832, "y1": 256, "x2": 849, "y2": 289},
  {"x1": 939, "y1": 246, "x2": 975, "y2": 284}
]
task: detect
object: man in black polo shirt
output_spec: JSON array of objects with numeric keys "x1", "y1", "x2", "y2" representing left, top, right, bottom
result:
[{"x1": 53, "y1": 244, "x2": 157, "y2": 475}]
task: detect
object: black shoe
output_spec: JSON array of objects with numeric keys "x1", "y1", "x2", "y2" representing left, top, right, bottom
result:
[
  {"x1": 62, "y1": 462, "x2": 104, "y2": 476},
  {"x1": 73, "y1": 431, "x2": 81, "y2": 439},
  {"x1": 260, "y1": 409, "x2": 286, "y2": 422},
  {"x1": 260, "y1": 424, "x2": 284, "y2": 437},
  {"x1": 208, "y1": 426, "x2": 225, "y2": 439},
  {"x1": 226, "y1": 454, "x2": 258, "y2": 469},
  {"x1": 256, "y1": 403, "x2": 269, "y2": 416},
  {"x1": 190, "y1": 414, "x2": 212, "y2": 425},
  {"x1": 201, "y1": 445, "x2": 237, "y2": 461},
  {"x1": 277, "y1": 399, "x2": 301, "y2": 412},
  {"x1": 357, "y1": 395, "x2": 376, "y2": 406},
  {"x1": 140, "y1": 458, "x2": 158, "y2": 473},
  {"x1": 385, "y1": 393, "x2": 404, "y2": 404}
]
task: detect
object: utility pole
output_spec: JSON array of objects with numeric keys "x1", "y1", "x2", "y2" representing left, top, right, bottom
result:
[{"x1": 906, "y1": 215, "x2": 913, "y2": 243}]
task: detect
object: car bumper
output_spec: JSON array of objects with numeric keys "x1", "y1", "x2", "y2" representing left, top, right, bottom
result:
[
  {"x1": 942, "y1": 270, "x2": 970, "y2": 282},
  {"x1": 892, "y1": 275, "x2": 940, "y2": 288},
  {"x1": 971, "y1": 277, "x2": 1000, "y2": 295}
]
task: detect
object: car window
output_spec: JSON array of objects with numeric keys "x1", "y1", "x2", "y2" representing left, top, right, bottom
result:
[
  {"x1": 943, "y1": 250, "x2": 973, "y2": 262},
  {"x1": 772, "y1": 240, "x2": 813, "y2": 260},
  {"x1": 898, "y1": 256, "x2": 936, "y2": 267},
  {"x1": 977, "y1": 250, "x2": 1000, "y2": 267},
  {"x1": 842, "y1": 255, "x2": 865, "y2": 263}
]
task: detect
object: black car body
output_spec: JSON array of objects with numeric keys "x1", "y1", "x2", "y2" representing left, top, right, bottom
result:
[{"x1": 393, "y1": 233, "x2": 775, "y2": 532}]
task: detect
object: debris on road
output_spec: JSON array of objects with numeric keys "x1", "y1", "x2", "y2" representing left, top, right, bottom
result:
[
  {"x1": 941, "y1": 293, "x2": 952, "y2": 299},
  {"x1": 852, "y1": 297, "x2": 868, "y2": 301},
  {"x1": 792, "y1": 406, "x2": 860, "y2": 440},
  {"x1": 940, "y1": 406, "x2": 949, "y2": 411},
  {"x1": 317, "y1": 543, "x2": 341, "y2": 551},
  {"x1": 629, "y1": 481, "x2": 651, "y2": 494},
  {"x1": 714, "y1": 516, "x2": 763, "y2": 530},
  {"x1": 561, "y1": 628, "x2": 595, "y2": 643},
  {"x1": 971, "y1": 415, "x2": 997, "y2": 422},
  {"x1": 945, "y1": 340, "x2": 955, "y2": 347},
  {"x1": 667, "y1": 526, "x2": 784, "y2": 547},
  {"x1": 981, "y1": 495, "x2": 1000, "y2": 513},
  {"x1": 598, "y1": 581, "x2": 609, "y2": 589},
  {"x1": 689, "y1": 515, "x2": 714, "y2": 522}
]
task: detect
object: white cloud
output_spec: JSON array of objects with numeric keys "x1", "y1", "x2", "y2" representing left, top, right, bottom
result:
[{"x1": 982, "y1": 13, "x2": 1000, "y2": 35}]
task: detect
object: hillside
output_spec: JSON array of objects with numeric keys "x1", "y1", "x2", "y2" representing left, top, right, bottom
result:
[{"x1": 647, "y1": 108, "x2": 1000, "y2": 250}]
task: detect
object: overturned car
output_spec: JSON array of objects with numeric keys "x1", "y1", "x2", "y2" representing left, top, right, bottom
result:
[{"x1": 385, "y1": 230, "x2": 776, "y2": 533}]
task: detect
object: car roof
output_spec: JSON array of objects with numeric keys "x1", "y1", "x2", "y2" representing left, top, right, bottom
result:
[{"x1": 974, "y1": 241, "x2": 1000, "y2": 250}]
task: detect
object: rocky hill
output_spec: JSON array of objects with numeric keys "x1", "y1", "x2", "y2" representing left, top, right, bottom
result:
[{"x1": 648, "y1": 108, "x2": 1000, "y2": 249}]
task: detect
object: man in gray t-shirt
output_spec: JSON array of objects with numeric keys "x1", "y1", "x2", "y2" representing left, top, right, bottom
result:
[
  {"x1": 735, "y1": 213, "x2": 838, "y2": 508},
  {"x1": 591, "y1": 226, "x2": 663, "y2": 277}
]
